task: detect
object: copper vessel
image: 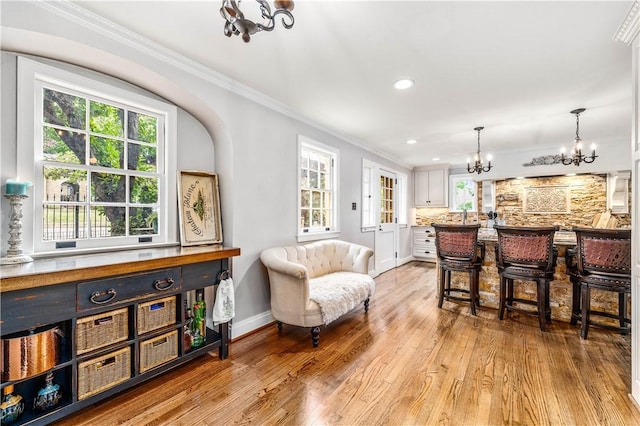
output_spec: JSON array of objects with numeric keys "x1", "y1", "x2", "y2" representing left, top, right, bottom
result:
[{"x1": 1, "y1": 325, "x2": 62, "y2": 381}]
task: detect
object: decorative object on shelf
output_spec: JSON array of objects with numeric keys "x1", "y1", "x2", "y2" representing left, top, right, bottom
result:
[
  {"x1": 183, "y1": 301, "x2": 193, "y2": 352},
  {"x1": 1, "y1": 385, "x2": 24, "y2": 425},
  {"x1": 2, "y1": 324, "x2": 62, "y2": 381},
  {"x1": 220, "y1": 0, "x2": 295, "y2": 43},
  {"x1": 33, "y1": 372, "x2": 62, "y2": 412},
  {"x1": 1, "y1": 179, "x2": 33, "y2": 265},
  {"x1": 522, "y1": 154, "x2": 564, "y2": 167},
  {"x1": 560, "y1": 108, "x2": 597, "y2": 166},
  {"x1": 467, "y1": 127, "x2": 493, "y2": 174},
  {"x1": 177, "y1": 171, "x2": 223, "y2": 246}
]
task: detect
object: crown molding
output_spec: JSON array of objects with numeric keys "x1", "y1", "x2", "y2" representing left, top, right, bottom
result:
[
  {"x1": 32, "y1": 0, "x2": 411, "y2": 170},
  {"x1": 614, "y1": 0, "x2": 640, "y2": 45}
]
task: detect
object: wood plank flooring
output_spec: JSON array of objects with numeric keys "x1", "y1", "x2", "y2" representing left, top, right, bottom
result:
[{"x1": 56, "y1": 261, "x2": 639, "y2": 425}]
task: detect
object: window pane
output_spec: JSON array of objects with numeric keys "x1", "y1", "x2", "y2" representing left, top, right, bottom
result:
[
  {"x1": 301, "y1": 169, "x2": 309, "y2": 187},
  {"x1": 43, "y1": 167, "x2": 87, "y2": 202},
  {"x1": 309, "y1": 154, "x2": 319, "y2": 171},
  {"x1": 127, "y1": 111, "x2": 157, "y2": 144},
  {"x1": 129, "y1": 176, "x2": 158, "y2": 204},
  {"x1": 130, "y1": 144, "x2": 157, "y2": 173},
  {"x1": 301, "y1": 209, "x2": 310, "y2": 228},
  {"x1": 322, "y1": 192, "x2": 332, "y2": 209},
  {"x1": 301, "y1": 154, "x2": 309, "y2": 169},
  {"x1": 43, "y1": 127, "x2": 85, "y2": 164},
  {"x1": 91, "y1": 172, "x2": 126, "y2": 203},
  {"x1": 319, "y1": 155, "x2": 329, "y2": 173},
  {"x1": 129, "y1": 206, "x2": 157, "y2": 235},
  {"x1": 90, "y1": 136, "x2": 124, "y2": 168},
  {"x1": 301, "y1": 190, "x2": 310, "y2": 208},
  {"x1": 43, "y1": 88, "x2": 86, "y2": 129},
  {"x1": 42, "y1": 203, "x2": 87, "y2": 241},
  {"x1": 90, "y1": 206, "x2": 126, "y2": 237},
  {"x1": 312, "y1": 209, "x2": 321, "y2": 226},
  {"x1": 309, "y1": 171, "x2": 318, "y2": 188},
  {"x1": 312, "y1": 191, "x2": 321, "y2": 208},
  {"x1": 90, "y1": 101, "x2": 124, "y2": 137},
  {"x1": 322, "y1": 209, "x2": 332, "y2": 227}
]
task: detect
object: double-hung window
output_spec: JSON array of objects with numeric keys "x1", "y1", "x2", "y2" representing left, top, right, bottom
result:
[
  {"x1": 297, "y1": 136, "x2": 339, "y2": 242},
  {"x1": 17, "y1": 57, "x2": 177, "y2": 255},
  {"x1": 450, "y1": 175, "x2": 477, "y2": 212}
]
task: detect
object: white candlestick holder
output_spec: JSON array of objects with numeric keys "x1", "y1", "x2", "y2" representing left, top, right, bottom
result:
[{"x1": 1, "y1": 194, "x2": 33, "y2": 265}]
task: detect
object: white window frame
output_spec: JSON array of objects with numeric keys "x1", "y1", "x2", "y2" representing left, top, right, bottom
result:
[
  {"x1": 449, "y1": 175, "x2": 477, "y2": 213},
  {"x1": 297, "y1": 135, "x2": 339, "y2": 242},
  {"x1": 17, "y1": 57, "x2": 178, "y2": 256}
]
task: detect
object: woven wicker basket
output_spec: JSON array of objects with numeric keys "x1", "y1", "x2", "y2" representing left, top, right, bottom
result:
[
  {"x1": 76, "y1": 308, "x2": 128, "y2": 355},
  {"x1": 78, "y1": 347, "x2": 131, "y2": 400},
  {"x1": 137, "y1": 296, "x2": 176, "y2": 335},
  {"x1": 140, "y1": 330, "x2": 178, "y2": 373}
]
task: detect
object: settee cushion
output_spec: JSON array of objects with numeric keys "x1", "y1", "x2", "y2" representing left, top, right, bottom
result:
[{"x1": 309, "y1": 271, "x2": 375, "y2": 324}]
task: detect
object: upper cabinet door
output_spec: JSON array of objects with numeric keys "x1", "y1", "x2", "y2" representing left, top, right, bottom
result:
[{"x1": 413, "y1": 166, "x2": 448, "y2": 207}]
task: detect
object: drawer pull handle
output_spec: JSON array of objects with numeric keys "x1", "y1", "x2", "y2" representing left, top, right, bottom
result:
[
  {"x1": 153, "y1": 278, "x2": 175, "y2": 291},
  {"x1": 425, "y1": 239, "x2": 431, "y2": 242},
  {"x1": 89, "y1": 288, "x2": 117, "y2": 305},
  {"x1": 425, "y1": 251, "x2": 430, "y2": 254}
]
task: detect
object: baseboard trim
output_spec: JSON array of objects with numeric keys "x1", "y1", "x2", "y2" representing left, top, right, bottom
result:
[{"x1": 231, "y1": 310, "x2": 274, "y2": 340}]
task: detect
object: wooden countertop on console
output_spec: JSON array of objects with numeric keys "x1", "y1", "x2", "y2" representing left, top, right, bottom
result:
[{"x1": 0, "y1": 245, "x2": 241, "y2": 292}]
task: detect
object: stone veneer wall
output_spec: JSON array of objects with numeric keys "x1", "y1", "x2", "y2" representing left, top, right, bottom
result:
[{"x1": 416, "y1": 174, "x2": 631, "y2": 228}]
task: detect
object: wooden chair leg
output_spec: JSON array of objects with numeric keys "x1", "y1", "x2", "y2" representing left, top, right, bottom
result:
[
  {"x1": 619, "y1": 292, "x2": 627, "y2": 329},
  {"x1": 498, "y1": 275, "x2": 506, "y2": 320},
  {"x1": 570, "y1": 281, "x2": 581, "y2": 326},
  {"x1": 469, "y1": 271, "x2": 477, "y2": 316},
  {"x1": 475, "y1": 270, "x2": 481, "y2": 307},
  {"x1": 364, "y1": 297, "x2": 370, "y2": 313},
  {"x1": 544, "y1": 279, "x2": 551, "y2": 323},
  {"x1": 536, "y1": 279, "x2": 547, "y2": 332},
  {"x1": 580, "y1": 285, "x2": 590, "y2": 339},
  {"x1": 437, "y1": 267, "x2": 445, "y2": 308},
  {"x1": 277, "y1": 321, "x2": 283, "y2": 331}
]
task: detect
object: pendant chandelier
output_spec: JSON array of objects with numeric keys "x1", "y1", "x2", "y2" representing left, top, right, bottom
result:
[
  {"x1": 560, "y1": 108, "x2": 597, "y2": 166},
  {"x1": 220, "y1": 0, "x2": 295, "y2": 43},
  {"x1": 467, "y1": 126, "x2": 493, "y2": 174}
]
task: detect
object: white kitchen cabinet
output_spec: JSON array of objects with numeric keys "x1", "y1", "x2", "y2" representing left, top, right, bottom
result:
[
  {"x1": 414, "y1": 166, "x2": 449, "y2": 207},
  {"x1": 412, "y1": 226, "x2": 437, "y2": 262}
]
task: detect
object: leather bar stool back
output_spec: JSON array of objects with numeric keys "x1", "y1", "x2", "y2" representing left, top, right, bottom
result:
[
  {"x1": 431, "y1": 223, "x2": 484, "y2": 316},
  {"x1": 568, "y1": 227, "x2": 631, "y2": 339},
  {"x1": 494, "y1": 225, "x2": 558, "y2": 331}
]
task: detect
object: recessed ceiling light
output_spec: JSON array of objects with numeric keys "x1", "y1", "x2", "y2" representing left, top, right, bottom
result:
[
  {"x1": 406, "y1": 139, "x2": 417, "y2": 145},
  {"x1": 394, "y1": 79, "x2": 414, "y2": 90},
  {"x1": 432, "y1": 157, "x2": 440, "y2": 161}
]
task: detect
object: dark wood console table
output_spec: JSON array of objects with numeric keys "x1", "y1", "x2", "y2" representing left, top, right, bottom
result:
[{"x1": 0, "y1": 245, "x2": 240, "y2": 425}]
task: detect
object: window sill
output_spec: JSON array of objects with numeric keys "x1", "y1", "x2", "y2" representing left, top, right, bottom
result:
[{"x1": 297, "y1": 231, "x2": 340, "y2": 243}]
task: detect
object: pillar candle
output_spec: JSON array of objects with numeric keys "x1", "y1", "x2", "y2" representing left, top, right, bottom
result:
[{"x1": 5, "y1": 179, "x2": 32, "y2": 196}]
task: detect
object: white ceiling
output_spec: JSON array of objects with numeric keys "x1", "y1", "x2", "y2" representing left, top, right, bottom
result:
[{"x1": 70, "y1": 0, "x2": 633, "y2": 169}]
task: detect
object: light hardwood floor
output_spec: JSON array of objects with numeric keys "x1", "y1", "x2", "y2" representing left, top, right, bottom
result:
[{"x1": 57, "y1": 261, "x2": 639, "y2": 425}]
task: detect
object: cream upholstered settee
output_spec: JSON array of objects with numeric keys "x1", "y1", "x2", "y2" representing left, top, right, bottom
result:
[{"x1": 260, "y1": 240, "x2": 375, "y2": 347}]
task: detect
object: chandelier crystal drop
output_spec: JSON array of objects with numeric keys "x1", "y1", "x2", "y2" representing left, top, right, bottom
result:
[
  {"x1": 467, "y1": 126, "x2": 493, "y2": 174},
  {"x1": 220, "y1": 0, "x2": 295, "y2": 43},
  {"x1": 560, "y1": 108, "x2": 597, "y2": 166}
]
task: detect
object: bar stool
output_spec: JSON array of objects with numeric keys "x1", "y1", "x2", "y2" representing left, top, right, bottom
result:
[
  {"x1": 494, "y1": 225, "x2": 558, "y2": 331},
  {"x1": 431, "y1": 223, "x2": 485, "y2": 316},
  {"x1": 567, "y1": 227, "x2": 631, "y2": 339}
]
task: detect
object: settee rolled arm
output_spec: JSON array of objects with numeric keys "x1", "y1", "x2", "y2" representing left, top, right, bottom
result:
[{"x1": 260, "y1": 248, "x2": 308, "y2": 279}]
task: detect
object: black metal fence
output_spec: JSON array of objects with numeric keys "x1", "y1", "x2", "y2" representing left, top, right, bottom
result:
[{"x1": 43, "y1": 194, "x2": 111, "y2": 241}]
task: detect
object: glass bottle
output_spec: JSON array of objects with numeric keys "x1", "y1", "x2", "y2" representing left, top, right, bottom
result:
[
  {"x1": 1, "y1": 385, "x2": 25, "y2": 425},
  {"x1": 183, "y1": 301, "x2": 192, "y2": 352},
  {"x1": 191, "y1": 298, "x2": 205, "y2": 348}
]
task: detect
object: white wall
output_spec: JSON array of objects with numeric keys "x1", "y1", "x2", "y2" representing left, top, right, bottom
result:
[{"x1": 0, "y1": 1, "x2": 412, "y2": 338}]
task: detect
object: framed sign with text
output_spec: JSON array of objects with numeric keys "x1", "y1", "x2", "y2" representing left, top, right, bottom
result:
[{"x1": 177, "y1": 170, "x2": 223, "y2": 246}]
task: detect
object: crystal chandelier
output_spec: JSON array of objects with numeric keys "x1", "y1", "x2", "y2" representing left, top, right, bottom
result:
[
  {"x1": 220, "y1": 0, "x2": 295, "y2": 43},
  {"x1": 467, "y1": 126, "x2": 493, "y2": 174},
  {"x1": 560, "y1": 108, "x2": 597, "y2": 166}
]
